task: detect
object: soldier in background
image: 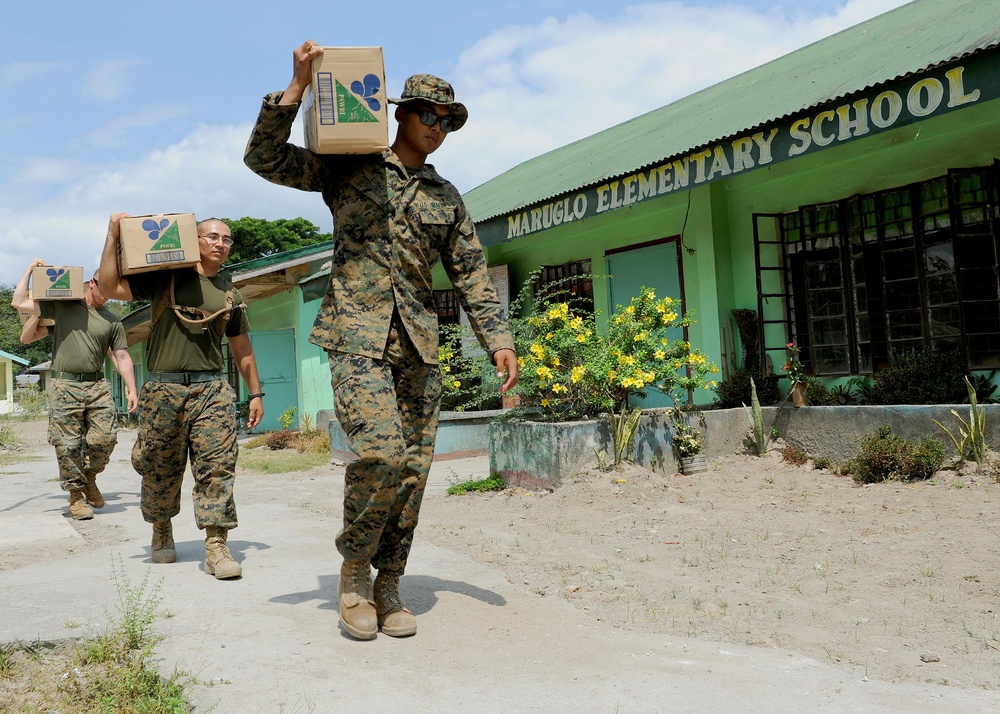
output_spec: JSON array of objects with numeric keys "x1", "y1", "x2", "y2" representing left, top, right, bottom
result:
[
  {"x1": 12, "y1": 260, "x2": 138, "y2": 520},
  {"x1": 99, "y1": 214, "x2": 264, "y2": 580},
  {"x1": 244, "y1": 41, "x2": 518, "y2": 639}
]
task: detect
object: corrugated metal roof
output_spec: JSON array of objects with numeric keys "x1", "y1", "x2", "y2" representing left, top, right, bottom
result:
[{"x1": 464, "y1": 0, "x2": 1000, "y2": 221}]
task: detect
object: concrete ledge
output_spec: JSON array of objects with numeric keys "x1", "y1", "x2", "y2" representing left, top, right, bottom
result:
[{"x1": 321, "y1": 408, "x2": 502, "y2": 462}]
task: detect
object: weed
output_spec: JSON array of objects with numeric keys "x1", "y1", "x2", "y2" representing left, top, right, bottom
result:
[
  {"x1": 780, "y1": 443, "x2": 808, "y2": 466},
  {"x1": 0, "y1": 424, "x2": 20, "y2": 450},
  {"x1": 447, "y1": 473, "x2": 506, "y2": 495},
  {"x1": 813, "y1": 455, "x2": 833, "y2": 471}
]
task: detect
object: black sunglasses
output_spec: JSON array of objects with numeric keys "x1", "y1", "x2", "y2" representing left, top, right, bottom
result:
[{"x1": 414, "y1": 109, "x2": 456, "y2": 134}]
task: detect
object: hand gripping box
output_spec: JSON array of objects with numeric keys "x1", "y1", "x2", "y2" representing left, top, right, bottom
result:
[
  {"x1": 303, "y1": 46, "x2": 389, "y2": 154},
  {"x1": 30, "y1": 266, "x2": 85, "y2": 300},
  {"x1": 119, "y1": 213, "x2": 200, "y2": 275}
]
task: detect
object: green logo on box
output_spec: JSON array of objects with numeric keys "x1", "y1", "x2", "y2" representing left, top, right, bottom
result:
[
  {"x1": 142, "y1": 218, "x2": 183, "y2": 251},
  {"x1": 48, "y1": 270, "x2": 71, "y2": 290},
  {"x1": 336, "y1": 80, "x2": 380, "y2": 123}
]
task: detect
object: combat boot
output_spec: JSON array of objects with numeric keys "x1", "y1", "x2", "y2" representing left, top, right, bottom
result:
[
  {"x1": 68, "y1": 490, "x2": 93, "y2": 520},
  {"x1": 204, "y1": 526, "x2": 242, "y2": 579},
  {"x1": 374, "y1": 571, "x2": 417, "y2": 637},
  {"x1": 83, "y1": 477, "x2": 105, "y2": 509},
  {"x1": 339, "y1": 560, "x2": 377, "y2": 640},
  {"x1": 151, "y1": 520, "x2": 176, "y2": 563}
]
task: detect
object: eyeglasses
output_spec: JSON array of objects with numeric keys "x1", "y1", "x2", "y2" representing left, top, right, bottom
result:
[
  {"x1": 199, "y1": 233, "x2": 233, "y2": 247},
  {"x1": 414, "y1": 109, "x2": 455, "y2": 134}
]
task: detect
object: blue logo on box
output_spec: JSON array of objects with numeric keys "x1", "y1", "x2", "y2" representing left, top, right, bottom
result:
[{"x1": 351, "y1": 74, "x2": 382, "y2": 111}]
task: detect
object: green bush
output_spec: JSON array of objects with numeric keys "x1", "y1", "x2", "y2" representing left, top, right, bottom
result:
[
  {"x1": 265, "y1": 430, "x2": 294, "y2": 450},
  {"x1": 805, "y1": 378, "x2": 830, "y2": 405},
  {"x1": 869, "y1": 348, "x2": 966, "y2": 405},
  {"x1": 847, "y1": 425, "x2": 945, "y2": 483},
  {"x1": 714, "y1": 368, "x2": 781, "y2": 408},
  {"x1": 14, "y1": 386, "x2": 47, "y2": 418}
]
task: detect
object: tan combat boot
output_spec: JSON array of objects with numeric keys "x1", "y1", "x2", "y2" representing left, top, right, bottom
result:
[
  {"x1": 83, "y1": 477, "x2": 105, "y2": 509},
  {"x1": 68, "y1": 490, "x2": 93, "y2": 520},
  {"x1": 151, "y1": 520, "x2": 176, "y2": 564},
  {"x1": 339, "y1": 560, "x2": 377, "y2": 640},
  {"x1": 374, "y1": 571, "x2": 416, "y2": 637},
  {"x1": 204, "y1": 526, "x2": 242, "y2": 579}
]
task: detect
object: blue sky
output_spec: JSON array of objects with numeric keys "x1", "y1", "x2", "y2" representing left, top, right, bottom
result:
[{"x1": 1, "y1": 0, "x2": 909, "y2": 285}]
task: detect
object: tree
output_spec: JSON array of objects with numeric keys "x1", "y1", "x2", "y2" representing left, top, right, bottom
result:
[
  {"x1": 222, "y1": 217, "x2": 330, "y2": 265},
  {"x1": 0, "y1": 284, "x2": 52, "y2": 369}
]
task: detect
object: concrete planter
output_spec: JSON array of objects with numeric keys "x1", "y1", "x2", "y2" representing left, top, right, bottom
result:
[{"x1": 489, "y1": 408, "x2": 681, "y2": 490}]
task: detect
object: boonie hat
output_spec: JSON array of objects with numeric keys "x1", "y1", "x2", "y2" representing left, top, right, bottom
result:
[{"x1": 389, "y1": 74, "x2": 468, "y2": 132}]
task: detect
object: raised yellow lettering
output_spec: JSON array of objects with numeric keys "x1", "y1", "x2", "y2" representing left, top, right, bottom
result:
[
  {"x1": 870, "y1": 91, "x2": 902, "y2": 128},
  {"x1": 836, "y1": 99, "x2": 869, "y2": 140},
  {"x1": 908, "y1": 78, "x2": 943, "y2": 117},
  {"x1": 811, "y1": 110, "x2": 836, "y2": 147},
  {"x1": 752, "y1": 128, "x2": 778, "y2": 164},
  {"x1": 946, "y1": 66, "x2": 980, "y2": 107}
]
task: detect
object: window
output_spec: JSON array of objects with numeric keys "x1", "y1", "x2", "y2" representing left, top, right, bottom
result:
[
  {"x1": 434, "y1": 289, "x2": 461, "y2": 346},
  {"x1": 761, "y1": 163, "x2": 1000, "y2": 376},
  {"x1": 534, "y1": 259, "x2": 595, "y2": 314}
]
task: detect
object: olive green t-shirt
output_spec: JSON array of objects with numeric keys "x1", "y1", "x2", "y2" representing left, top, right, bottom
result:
[
  {"x1": 128, "y1": 269, "x2": 250, "y2": 372},
  {"x1": 39, "y1": 300, "x2": 127, "y2": 373}
]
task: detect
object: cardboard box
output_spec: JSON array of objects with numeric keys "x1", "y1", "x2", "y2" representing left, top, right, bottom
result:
[
  {"x1": 16, "y1": 310, "x2": 54, "y2": 327},
  {"x1": 118, "y1": 213, "x2": 200, "y2": 275},
  {"x1": 303, "y1": 46, "x2": 389, "y2": 154},
  {"x1": 31, "y1": 266, "x2": 85, "y2": 300}
]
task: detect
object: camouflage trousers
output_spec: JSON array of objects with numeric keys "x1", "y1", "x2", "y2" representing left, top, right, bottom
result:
[
  {"x1": 132, "y1": 379, "x2": 238, "y2": 530},
  {"x1": 328, "y1": 320, "x2": 442, "y2": 575},
  {"x1": 47, "y1": 379, "x2": 118, "y2": 492}
]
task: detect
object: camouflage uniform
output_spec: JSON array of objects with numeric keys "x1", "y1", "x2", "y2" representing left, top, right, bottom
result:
[
  {"x1": 245, "y1": 92, "x2": 514, "y2": 574},
  {"x1": 128, "y1": 269, "x2": 249, "y2": 529},
  {"x1": 40, "y1": 300, "x2": 125, "y2": 493}
]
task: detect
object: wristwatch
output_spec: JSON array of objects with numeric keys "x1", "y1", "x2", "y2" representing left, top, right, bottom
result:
[{"x1": 248, "y1": 392, "x2": 265, "y2": 400}]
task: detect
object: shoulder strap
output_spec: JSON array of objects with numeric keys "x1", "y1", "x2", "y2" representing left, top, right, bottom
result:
[{"x1": 145, "y1": 272, "x2": 175, "y2": 358}]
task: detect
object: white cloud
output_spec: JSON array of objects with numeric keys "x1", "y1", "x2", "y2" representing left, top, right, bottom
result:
[
  {"x1": 0, "y1": 61, "x2": 63, "y2": 86},
  {"x1": 72, "y1": 103, "x2": 193, "y2": 150},
  {"x1": 82, "y1": 58, "x2": 143, "y2": 103}
]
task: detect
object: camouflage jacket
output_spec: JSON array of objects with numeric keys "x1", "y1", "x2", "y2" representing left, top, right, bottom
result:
[{"x1": 243, "y1": 92, "x2": 514, "y2": 364}]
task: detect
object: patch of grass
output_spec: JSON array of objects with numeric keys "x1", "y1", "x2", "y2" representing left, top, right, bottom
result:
[
  {"x1": 238, "y1": 448, "x2": 331, "y2": 473},
  {"x1": 447, "y1": 473, "x2": 506, "y2": 496},
  {"x1": 0, "y1": 555, "x2": 192, "y2": 712},
  {"x1": 813, "y1": 455, "x2": 833, "y2": 471}
]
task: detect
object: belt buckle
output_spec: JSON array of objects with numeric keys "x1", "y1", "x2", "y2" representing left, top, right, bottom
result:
[{"x1": 182, "y1": 372, "x2": 192, "y2": 386}]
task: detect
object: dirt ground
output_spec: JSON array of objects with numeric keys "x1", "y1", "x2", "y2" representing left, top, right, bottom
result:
[
  {"x1": 420, "y1": 446, "x2": 1000, "y2": 691},
  {"x1": 6, "y1": 417, "x2": 1000, "y2": 694}
]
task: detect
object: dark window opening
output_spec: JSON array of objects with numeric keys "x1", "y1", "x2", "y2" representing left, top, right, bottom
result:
[{"x1": 759, "y1": 162, "x2": 1000, "y2": 377}]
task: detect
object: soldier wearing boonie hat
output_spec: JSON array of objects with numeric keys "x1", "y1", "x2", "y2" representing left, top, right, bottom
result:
[
  {"x1": 388, "y1": 74, "x2": 468, "y2": 132},
  {"x1": 245, "y1": 41, "x2": 519, "y2": 642}
]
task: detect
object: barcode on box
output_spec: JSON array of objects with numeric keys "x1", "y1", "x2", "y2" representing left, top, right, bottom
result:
[
  {"x1": 45, "y1": 290, "x2": 72, "y2": 298},
  {"x1": 146, "y1": 251, "x2": 186, "y2": 264},
  {"x1": 317, "y1": 72, "x2": 336, "y2": 126}
]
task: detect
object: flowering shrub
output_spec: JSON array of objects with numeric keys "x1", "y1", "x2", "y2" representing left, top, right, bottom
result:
[
  {"x1": 437, "y1": 275, "x2": 719, "y2": 421},
  {"x1": 511, "y1": 280, "x2": 718, "y2": 419},
  {"x1": 782, "y1": 343, "x2": 807, "y2": 384}
]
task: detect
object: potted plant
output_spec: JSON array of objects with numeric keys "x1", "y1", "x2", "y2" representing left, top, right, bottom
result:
[
  {"x1": 670, "y1": 406, "x2": 707, "y2": 474},
  {"x1": 782, "y1": 342, "x2": 808, "y2": 407}
]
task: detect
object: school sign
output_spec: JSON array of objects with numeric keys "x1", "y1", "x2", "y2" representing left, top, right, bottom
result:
[{"x1": 477, "y1": 50, "x2": 1000, "y2": 247}]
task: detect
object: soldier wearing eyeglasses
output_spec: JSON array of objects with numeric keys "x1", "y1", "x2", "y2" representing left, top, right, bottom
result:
[
  {"x1": 99, "y1": 214, "x2": 264, "y2": 581},
  {"x1": 244, "y1": 41, "x2": 519, "y2": 640}
]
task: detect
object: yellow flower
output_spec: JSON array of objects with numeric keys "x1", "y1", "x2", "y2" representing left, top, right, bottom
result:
[
  {"x1": 452, "y1": 380, "x2": 461, "y2": 389},
  {"x1": 551, "y1": 357, "x2": 561, "y2": 367},
  {"x1": 441, "y1": 365, "x2": 451, "y2": 374},
  {"x1": 570, "y1": 316, "x2": 584, "y2": 331},
  {"x1": 536, "y1": 366, "x2": 553, "y2": 380},
  {"x1": 517, "y1": 357, "x2": 526, "y2": 368},
  {"x1": 530, "y1": 343, "x2": 545, "y2": 360},
  {"x1": 654, "y1": 349, "x2": 665, "y2": 360},
  {"x1": 552, "y1": 383, "x2": 567, "y2": 394},
  {"x1": 571, "y1": 366, "x2": 586, "y2": 383},
  {"x1": 541, "y1": 398, "x2": 550, "y2": 407},
  {"x1": 545, "y1": 332, "x2": 554, "y2": 340},
  {"x1": 576, "y1": 334, "x2": 587, "y2": 343}
]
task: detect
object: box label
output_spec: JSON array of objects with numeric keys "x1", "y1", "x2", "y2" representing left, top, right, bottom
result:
[
  {"x1": 43, "y1": 268, "x2": 74, "y2": 298},
  {"x1": 141, "y1": 217, "x2": 187, "y2": 264},
  {"x1": 317, "y1": 72, "x2": 382, "y2": 126}
]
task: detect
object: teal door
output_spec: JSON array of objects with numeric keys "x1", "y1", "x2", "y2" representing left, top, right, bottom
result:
[
  {"x1": 606, "y1": 240, "x2": 683, "y2": 409},
  {"x1": 248, "y1": 329, "x2": 298, "y2": 432}
]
